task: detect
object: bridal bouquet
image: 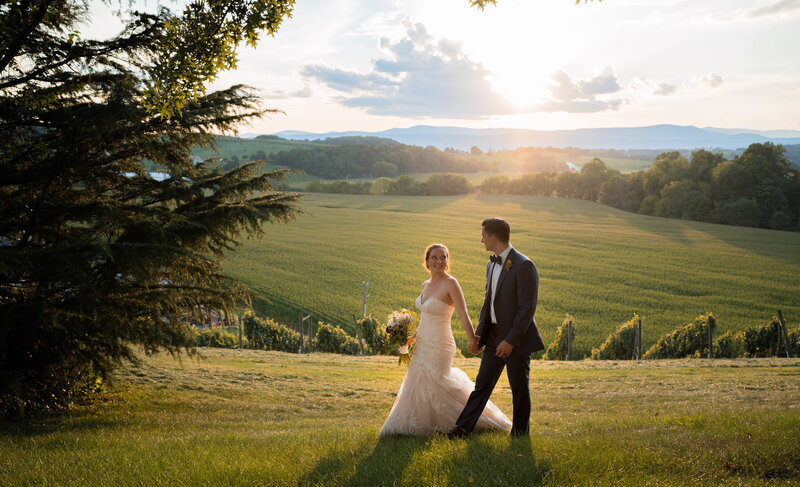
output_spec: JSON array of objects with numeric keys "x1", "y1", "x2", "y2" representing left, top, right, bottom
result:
[{"x1": 385, "y1": 308, "x2": 418, "y2": 366}]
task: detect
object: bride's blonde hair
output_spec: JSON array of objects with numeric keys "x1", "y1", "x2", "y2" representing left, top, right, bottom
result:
[{"x1": 423, "y1": 243, "x2": 450, "y2": 271}]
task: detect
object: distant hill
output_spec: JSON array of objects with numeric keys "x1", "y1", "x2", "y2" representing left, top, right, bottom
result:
[{"x1": 275, "y1": 124, "x2": 800, "y2": 152}]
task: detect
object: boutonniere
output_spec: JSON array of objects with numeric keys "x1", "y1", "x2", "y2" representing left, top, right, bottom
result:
[{"x1": 505, "y1": 259, "x2": 513, "y2": 271}]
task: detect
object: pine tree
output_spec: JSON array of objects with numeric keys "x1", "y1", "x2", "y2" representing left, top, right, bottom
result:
[{"x1": 0, "y1": 1, "x2": 300, "y2": 415}]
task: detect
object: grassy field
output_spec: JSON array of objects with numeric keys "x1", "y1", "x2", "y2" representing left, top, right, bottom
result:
[
  {"x1": 191, "y1": 135, "x2": 324, "y2": 162},
  {"x1": 1, "y1": 349, "x2": 798, "y2": 486},
  {"x1": 224, "y1": 193, "x2": 800, "y2": 357}
]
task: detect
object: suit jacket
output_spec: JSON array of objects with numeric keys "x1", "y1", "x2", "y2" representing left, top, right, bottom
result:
[{"x1": 476, "y1": 248, "x2": 544, "y2": 356}]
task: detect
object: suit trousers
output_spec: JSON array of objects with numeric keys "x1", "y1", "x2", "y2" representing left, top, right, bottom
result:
[{"x1": 455, "y1": 325, "x2": 532, "y2": 436}]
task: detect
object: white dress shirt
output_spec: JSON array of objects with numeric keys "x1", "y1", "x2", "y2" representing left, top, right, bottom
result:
[{"x1": 489, "y1": 245, "x2": 513, "y2": 324}]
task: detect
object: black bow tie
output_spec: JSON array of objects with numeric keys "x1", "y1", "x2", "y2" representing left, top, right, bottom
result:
[{"x1": 490, "y1": 255, "x2": 502, "y2": 265}]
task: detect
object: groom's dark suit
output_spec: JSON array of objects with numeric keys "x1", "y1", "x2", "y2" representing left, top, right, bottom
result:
[{"x1": 454, "y1": 247, "x2": 544, "y2": 436}]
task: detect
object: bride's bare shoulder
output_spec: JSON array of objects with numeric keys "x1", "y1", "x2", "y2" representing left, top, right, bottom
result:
[{"x1": 441, "y1": 275, "x2": 459, "y2": 292}]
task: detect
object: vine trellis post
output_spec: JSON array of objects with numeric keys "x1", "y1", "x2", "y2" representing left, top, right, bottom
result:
[
  {"x1": 298, "y1": 312, "x2": 312, "y2": 353},
  {"x1": 633, "y1": 317, "x2": 642, "y2": 361},
  {"x1": 777, "y1": 310, "x2": 792, "y2": 358},
  {"x1": 361, "y1": 281, "x2": 371, "y2": 316},
  {"x1": 565, "y1": 317, "x2": 573, "y2": 361}
]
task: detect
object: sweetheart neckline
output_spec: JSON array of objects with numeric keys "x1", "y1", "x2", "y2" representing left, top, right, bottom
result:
[{"x1": 418, "y1": 294, "x2": 452, "y2": 307}]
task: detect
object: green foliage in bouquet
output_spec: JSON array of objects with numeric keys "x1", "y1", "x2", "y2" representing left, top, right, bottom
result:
[
  {"x1": 742, "y1": 317, "x2": 791, "y2": 357},
  {"x1": 356, "y1": 315, "x2": 392, "y2": 355},
  {"x1": 591, "y1": 315, "x2": 639, "y2": 360},
  {"x1": 384, "y1": 309, "x2": 418, "y2": 365},
  {"x1": 194, "y1": 328, "x2": 243, "y2": 349},
  {"x1": 244, "y1": 315, "x2": 300, "y2": 353},
  {"x1": 644, "y1": 313, "x2": 717, "y2": 359},
  {"x1": 543, "y1": 314, "x2": 577, "y2": 360},
  {"x1": 713, "y1": 330, "x2": 746, "y2": 358},
  {"x1": 315, "y1": 323, "x2": 362, "y2": 355}
]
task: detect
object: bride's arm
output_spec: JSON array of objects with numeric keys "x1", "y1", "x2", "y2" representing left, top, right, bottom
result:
[{"x1": 448, "y1": 278, "x2": 477, "y2": 343}]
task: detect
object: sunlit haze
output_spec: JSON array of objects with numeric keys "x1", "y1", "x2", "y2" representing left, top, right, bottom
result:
[{"x1": 88, "y1": 0, "x2": 800, "y2": 135}]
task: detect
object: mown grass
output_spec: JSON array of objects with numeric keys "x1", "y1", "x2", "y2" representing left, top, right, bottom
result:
[
  {"x1": 1, "y1": 349, "x2": 798, "y2": 486},
  {"x1": 225, "y1": 193, "x2": 800, "y2": 357}
]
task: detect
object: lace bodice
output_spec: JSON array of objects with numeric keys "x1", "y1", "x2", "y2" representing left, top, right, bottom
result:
[
  {"x1": 415, "y1": 295, "x2": 454, "y2": 318},
  {"x1": 413, "y1": 295, "x2": 455, "y2": 362}
]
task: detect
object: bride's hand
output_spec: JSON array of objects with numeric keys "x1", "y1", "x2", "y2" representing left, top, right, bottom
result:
[
  {"x1": 407, "y1": 335, "x2": 416, "y2": 346},
  {"x1": 467, "y1": 337, "x2": 481, "y2": 354}
]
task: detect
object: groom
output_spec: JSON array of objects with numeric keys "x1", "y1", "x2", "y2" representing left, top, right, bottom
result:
[{"x1": 451, "y1": 217, "x2": 544, "y2": 437}]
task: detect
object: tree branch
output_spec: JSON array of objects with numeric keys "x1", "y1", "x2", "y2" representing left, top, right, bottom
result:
[{"x1": 0, "y1": 0, "x2": 56, "y2": 75}]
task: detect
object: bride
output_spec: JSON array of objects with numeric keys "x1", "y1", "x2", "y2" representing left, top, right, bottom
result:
[{"x1": 379, "y1": 243, "x2": 512, "y2": 436}]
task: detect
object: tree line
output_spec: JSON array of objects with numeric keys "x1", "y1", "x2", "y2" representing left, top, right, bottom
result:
[
  {"x1": 270, "y1": 143, "x2": 481, "y2": 179},
  {"x1": 481, "y1": 143, "x2": 799, "y2": 231},
  {"x1": 306, "y1": 173, "x2": 473, "y2": 196}
]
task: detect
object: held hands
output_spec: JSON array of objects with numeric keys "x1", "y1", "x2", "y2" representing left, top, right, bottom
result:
[
  {"x1": 467, "y1": 336, "x2": 483, "y2": 354},
  {"x1": 406, "y1": 335, "x2": 416, "y2": 346},
  {"x1": 495, "y1": 340, "x2": 514, "y2": 358}
]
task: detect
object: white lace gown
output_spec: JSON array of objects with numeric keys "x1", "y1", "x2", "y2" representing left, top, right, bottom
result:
[{"x1": 379, "y1": 295, "x2": 512, "y2": 436}]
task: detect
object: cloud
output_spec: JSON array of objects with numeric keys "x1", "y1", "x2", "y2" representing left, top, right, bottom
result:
[
  {"x1": 624, "y1": 71, "x2": 723, "y2": 98},
  {"x1": 533, "y1": 68, "x2": 627, "y2": 113},
  {"x1": 263, "y1": 84, "x2": 313, "y2": 99},
  {"x1": 300, "y1": 21, "x2": 514, "y2": 118},
  {"x1": 694, "y1": 72, "x2": 724, "y2": 88},
  {"x1": 716, "y1": 0, "x2": 800, "y2": 21},
  {"x1": 747, "y1": 0, "x2": 800, "y2": 17},
  {"x1": 578, "y1": 67, "x2": 623, "y2": 95},
  {"x1": 653, "y1": 82, "x2": 677, "y2": 96},
  {"x1": 300, "y1": 65, "x2": 396, "y2": 94}
]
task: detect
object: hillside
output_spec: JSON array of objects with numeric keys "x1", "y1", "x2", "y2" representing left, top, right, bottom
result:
[
  {"x1": 189, "y1": 135, "x2": 652, "y2": 179},
  {"x1": 276, "y1": 124, "x2": 800, "y2": 151},
  {"x1": 224, "y1": 193, "x2": 800, "y2": 357},
  {"x1": 3, "y1": 349, "x2": 797, "y2": 485},
  {"x1": 190, "y1": 135, "x2": 324, "y2": 162}
]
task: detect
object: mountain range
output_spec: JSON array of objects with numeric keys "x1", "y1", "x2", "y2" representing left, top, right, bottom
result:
[{"x1": 265, "y1": 124, "x2": 800, "y2": 151}]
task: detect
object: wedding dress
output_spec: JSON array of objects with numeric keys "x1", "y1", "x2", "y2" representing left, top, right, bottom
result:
[{"x1": 379, "y1": 295, "x2": 512, "y2": 436}]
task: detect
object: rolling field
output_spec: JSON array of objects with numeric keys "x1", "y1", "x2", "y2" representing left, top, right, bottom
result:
[
  {"x1": 191, "y1": 135, "x2": 324, "y2": 162},
  {"x1": 1, "y1": 349, "x2": 798, "y2": 486},
  {"x1": 452, "y1": 150, "x2": 653, "y2": 173},
  {"x1": 224, "y1": 193, "x2": 800, "y2": 357}
]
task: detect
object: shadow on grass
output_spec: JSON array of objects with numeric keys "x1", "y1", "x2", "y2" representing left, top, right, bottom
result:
[
  {"x1": 303, "y1": 435, "x2": 429, "y2": 486},
  {"x1": 448, "y1": 433, "x2": 551, "y2": 486},
  {"x1": 0, "y1": 407, "x2": 125, "y2": 438},
  {"x1": 302, "y1": 432, "x2": 551, "y2": 487}
]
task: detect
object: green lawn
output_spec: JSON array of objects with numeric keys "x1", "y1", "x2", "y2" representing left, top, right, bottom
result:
[
  {"x1": 224, "y1": 193, "x2": 800, "y2": 357},
  {"x1": 1, "y1": 349, "x2": 797, "y2": 486}
]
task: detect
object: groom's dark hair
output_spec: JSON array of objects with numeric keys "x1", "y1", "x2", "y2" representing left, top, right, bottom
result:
[{"x1": 482, "y1": 218, "x2": 510, "y2": 244}]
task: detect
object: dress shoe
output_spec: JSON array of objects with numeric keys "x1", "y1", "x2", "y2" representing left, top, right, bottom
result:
[{"x1": 446, "y1": 427, "x2": 469, "y2": 439}]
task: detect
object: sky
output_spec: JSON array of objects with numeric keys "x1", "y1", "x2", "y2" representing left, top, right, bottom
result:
[{"x1": 88, "y1": 0, "x2": 800, "y2": 135}]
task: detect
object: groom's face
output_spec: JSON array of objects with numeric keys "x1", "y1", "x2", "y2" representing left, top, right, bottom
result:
[{"x1": 481, "y1": 227, "x2": 495, "y2": 252}]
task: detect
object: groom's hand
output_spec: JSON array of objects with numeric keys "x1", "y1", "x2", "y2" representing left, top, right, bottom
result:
[
  {"x1": 467, "y1": 337, "x2": 482, "y2": 354},
  {"x1": 495, "y1": 341, "x2": 513, "y2": 357}
]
